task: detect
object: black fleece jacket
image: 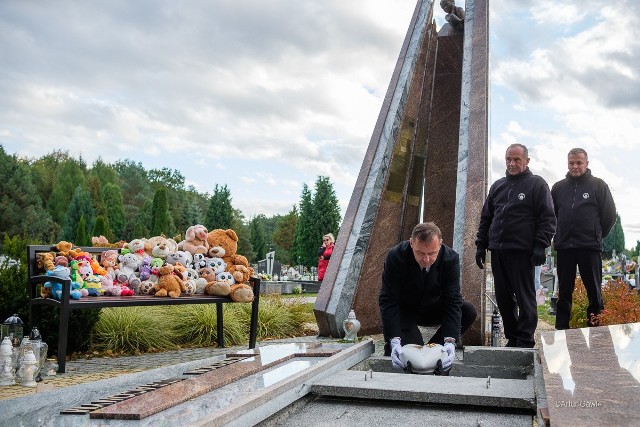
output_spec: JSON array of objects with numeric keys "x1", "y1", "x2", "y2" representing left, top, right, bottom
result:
[
  {"x1": 476, "y1": 168, "x2": 556, "y2": 252},
  {"x1": 551, "y1": 169, "x2": 616, "y2": 251}
]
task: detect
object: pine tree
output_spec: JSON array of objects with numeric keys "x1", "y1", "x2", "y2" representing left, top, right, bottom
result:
[
  {"x1": 103, "y1": 183, "x2": 126, "y2": 239},
  {"x1": 603, "y1": 213, "x2": 625, "y2": 258},
  {"x1": 272, "y1": 206, "x2": 298, "y2": 265},
  {"x1": 232, "y1": 209, "x2": 255, "y2": 262},
  {"x1": 293, "y1": 184, "x2": 316, "y2": 267},
  {"x1": 93, "y1": 215, "x2": 112, "y2": 241},
  {"x1": 75, "y1": 215, "x2": 89, "y2": 246},
  {"x1": 150, "y1": 187, "x2": 173, "y2": 236},
  {"x1": 205, "y1": 184, "x2": 233, "y2": 230},
  {"x1": 0, "y1": 146, "x2": 58, "y2": 241},
  {"x1": 311, "y1": 176, "x2": 341, "y2": 243},
  {"x1": 250, "y1": 215, "x2": 267, "y2": 261},
  {"x1": 60, "y1": 185, "x2": 96, "y2": 242},
  {"x1": 47, "y1": 158, "x2": 86, "y2": 226}
]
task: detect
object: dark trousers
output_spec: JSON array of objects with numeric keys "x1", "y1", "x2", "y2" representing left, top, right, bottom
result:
[
  {"x1": 555, "y1": 249, "x2": 603, "y2": 330},
  {"x1": 383, "y1": 300, "x2": 477, "y2": 356},
  {"x1": 491, "y1": 250, "x2": 537, "y2": 348}
]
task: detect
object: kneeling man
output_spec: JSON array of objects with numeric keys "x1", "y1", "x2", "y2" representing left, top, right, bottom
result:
[{"x1": 379, "y1": 222, "x2": 477, "y2": 371}]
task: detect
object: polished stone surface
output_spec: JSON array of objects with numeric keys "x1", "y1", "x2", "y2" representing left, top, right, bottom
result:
[
  {"x1": 540, "y1": 323, "x2": 640, "y2": 426},
  {"x1": 452, "y1": 0, "x2": 489, "y2": 346},
  {"x1": 314, "y1": 0, "x2": 434, "y2": 337}
]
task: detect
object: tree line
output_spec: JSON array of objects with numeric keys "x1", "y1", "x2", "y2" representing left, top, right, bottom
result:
[{"x1": 0, "y1": 146, "x2": 341, "y2": 267}]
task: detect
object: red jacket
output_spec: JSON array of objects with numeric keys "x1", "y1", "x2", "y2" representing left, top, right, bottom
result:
[{"x1": 317, "y1": 244, "x2": 334, "y2": 281}]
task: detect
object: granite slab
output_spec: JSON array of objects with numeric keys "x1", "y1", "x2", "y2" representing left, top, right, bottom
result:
[{"x1": 539, "y1": 323, "x2": 640, "y2": 426}]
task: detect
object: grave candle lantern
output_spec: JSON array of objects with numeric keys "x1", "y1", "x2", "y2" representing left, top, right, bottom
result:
[{"x1": 2, "y1": 314, "x2": 23, "y2": 347}]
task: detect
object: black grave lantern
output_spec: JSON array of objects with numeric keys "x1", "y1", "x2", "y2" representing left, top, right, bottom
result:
[{"x1": 2, "y1": 314, "x2": 24, "y2": 346}]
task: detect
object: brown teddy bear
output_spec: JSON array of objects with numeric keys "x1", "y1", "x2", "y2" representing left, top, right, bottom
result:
[
  {"x1": 228, "y1": 254, "x2": 254, "y2": 284},
  {"x1": 36, "y1": 252, "x2": 56, "y2": 272},
  {"x1": 153, "y1": 264, "x2": 186, "y2": 298},
  {"x1": 200, "y1": 266, "x2": 231, "y2": 296},
  {"x1": 229, "y1": 282, "x2": 254, "y2": 302},
  {"x1": 56, "y1": 241, "x2": 82, "y2": 260},
  {"x1": 178, "y1": 224, "x2": 210, "y2": 255},
  {"x1": 206, "y1": 229, "x2": 238, "y2": 267}
]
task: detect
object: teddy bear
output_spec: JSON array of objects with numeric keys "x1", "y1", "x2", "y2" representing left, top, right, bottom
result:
[
  {"x1": 153, "y1": 264, "x2": 186, "y2": 298},
  {"x1": 228, "y1": 254, "x2": 254, "y2": 284},
  {"x1": 146, "y1": 235, "x2": 178, "y2": 260},
  {"x1": 229, "y1": 282, "x2": 254, "y2": 303},
  {"x1": 192, "y1": 253, "x2": 207, "y2": 270},
  {"x1": 206, "y1": 257, "x2": 227, "y2": 275},
  {"x1": 54, "y1": 255, "x2": 69, "y2": 268},
  {"x1": 138, "y1": 255, "x2": 152, "y2": 281},
  {"x1": 200, "y1": 266, "x2": 231, "y2": 296},
  {"x1": 56, "y1": 241, "x2": 82, "y2": 260},
  {"x1": 115, "y1": 253, "x2": 142, "y2": 291},
  {"x1": 206, "y1": 229, "x2": 239, "y2": 267},
  {"x1": 100, "y1": 250, "x2": 119, "y2": 278},
  {"x1": 36, "y1": 252, "x2": 56, "y2": 272},
  {"x1": 126, "y1": 238, "x2": 149, "y2": 262},
  {"x1": 178, "y1": 224, "x2": 210, "y2": 255}
]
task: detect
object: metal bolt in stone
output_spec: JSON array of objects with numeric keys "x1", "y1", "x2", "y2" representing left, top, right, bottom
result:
[{"x1": 486, "y1": 376, "x2": 491, "y2": 389}]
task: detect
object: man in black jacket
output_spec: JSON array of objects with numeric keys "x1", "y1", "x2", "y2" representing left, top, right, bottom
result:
[
  {"x1": 379, "y1": 222, "x2": 477, "y2": 370},
  {"x1": 475, "y1": 143, "x2": 556, "y2": 348},
  {"x1": 552, "y1": 148, "x2": 616, "y2": 329}
]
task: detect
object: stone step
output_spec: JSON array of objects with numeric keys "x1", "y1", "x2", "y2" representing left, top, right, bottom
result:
[{"x1": 311, "y1": 370, "x2": 536, "y2": 410}]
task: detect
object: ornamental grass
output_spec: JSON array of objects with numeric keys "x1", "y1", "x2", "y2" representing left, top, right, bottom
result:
[{"x1": 89, "y1": 295, "x2": 316, "y2": 354}]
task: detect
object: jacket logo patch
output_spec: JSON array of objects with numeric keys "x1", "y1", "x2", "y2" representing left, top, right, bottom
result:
[
  {"x1": 518, "y1": 193, "x2": 525, "y2": 200},
  {"x1": 583, "y1": 193, "x2": 589, "y2": 199}
]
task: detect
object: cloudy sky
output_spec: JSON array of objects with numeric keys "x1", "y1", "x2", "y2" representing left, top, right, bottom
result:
[{"x1": 1, "y1": 0, "x2": 639, "y2": 247}]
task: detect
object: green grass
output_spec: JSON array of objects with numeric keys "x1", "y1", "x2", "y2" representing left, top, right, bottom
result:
[{"x1": 280, "y1": 293, "x2": 317, "y2": 298}]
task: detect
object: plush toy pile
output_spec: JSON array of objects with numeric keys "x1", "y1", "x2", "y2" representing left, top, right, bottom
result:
[{"x1": 35, "y1": 226, "x2": 255, "y2": 302}]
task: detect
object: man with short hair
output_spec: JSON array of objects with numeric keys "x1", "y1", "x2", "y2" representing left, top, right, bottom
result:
[
  {"x1": 552, "y1": 148, "x2": 616, "y2": 329},
  {"x1": 379, "y1": 222, "x2": 477, "y2": 371},
  {"x1": 475, "y1": 143, "x2": 556, "y2": 348}
]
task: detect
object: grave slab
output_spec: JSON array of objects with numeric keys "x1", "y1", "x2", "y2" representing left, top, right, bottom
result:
[
  {"x1": 539, "y1": 323, "x2": 640, "y2": 426},
  {"x1": 311, "y1": 369, "x2": 536, "y2": 410}
]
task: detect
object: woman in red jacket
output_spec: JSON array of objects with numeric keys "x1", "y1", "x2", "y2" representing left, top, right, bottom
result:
[{"x1": 317, "y1": 233, "x2": 335, "y2": 281}]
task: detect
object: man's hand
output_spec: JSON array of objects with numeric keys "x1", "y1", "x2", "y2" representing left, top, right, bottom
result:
[
  {"x1": 441, "y1": 340, "x2": 456, "y2": 370},
  {"x1": 390, "y1": 337, "x2": 404, "y2": 369},
  {"x1": 475, "y1": 248, "x2": 486, "y2": 269},
  {"x1": 532, "y1": 245, "x2": 546, "y2": 266}
]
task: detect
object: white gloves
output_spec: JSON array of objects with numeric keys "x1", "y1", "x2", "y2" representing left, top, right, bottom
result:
[
  {"x1": 390, "y1": 337, "x2": 405, "y2": 369},
  {"x1": 441, "y1": 340, "x2": 456, "y2": 370}
]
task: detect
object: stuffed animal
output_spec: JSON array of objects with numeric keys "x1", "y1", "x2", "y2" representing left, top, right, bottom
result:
[
  {"x1": 206, "y1": 229, "x2": 239, "y2": 266},
  {"x1": 153, "y1": 264, "x2": 186, "y2": 298},
  {"x1": 200, "y1": 267, "x2": 231, "y2": 296},
  {"x1": 185, "y1": 267, "x2": 207, "y2": 294},
  {"x1": 146, "y1": 235, "x2": 178, "y2": 260},
  {"x1": 100, "y1": 250, "x2": 119, "y2": 278},
  {"x1": 192, "y1": 253, "x2": 207, "y2": 270},
  {"x1": 56, "y1": 241, "x2": 82, "y2": 260},
  {"x1": 126, "y1": 238, "x2": 148, "y2": 262},
  {"x1": 36, "y1": 252, "x2": 56, "y2": 272},
  {"x1": 228, "y1": 255, "x2": 254, "y2": 284},
  {"x1": 178, "y1": 224, "x2": 210, "y2": 255},
  {"x1": 54, "y1": 255, "x2": 69, "y2": 268},
  {"x1": 138, "y1": 255, "x2": 152, "y2": 281},
  {"x1": 82, "y1": 275, "x2": 104, "y2": 296},
  {"x1": 68, "y1": 260, "x2": 84, "y2": 288},
  {"x1": 165, "y1": 251, "x2": 193, "y2": 269},
  {"x1": 91, "y1": 235, "x2": 109, "y2": 247},
  {"x1": 206, "y1": 257, "x2": 227, "y2": 275},
  {"x1": 44, "y1": 265, "x2": 82, "y2": 300},
  {"x1": 115, "y1": 253, "x2": 141, "y2": 287},
  {"x1": 229, "y1": 282, "x2": 254, "y2": 302}
]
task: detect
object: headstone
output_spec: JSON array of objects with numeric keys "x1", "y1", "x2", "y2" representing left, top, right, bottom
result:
[{"x1": 314, "y1": 0, "x2": 489, "y2": 345}]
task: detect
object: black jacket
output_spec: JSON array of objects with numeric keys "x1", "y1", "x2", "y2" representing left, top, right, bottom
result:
[
  {"x1": 551, "y1": 169, "x2": 616, "y2": 251},
  {"x1": 476, "y1": 168, "x2": 556, "y2": 251},
  {"x1": 379, "y1": 241, "x2": 462, "y2": 341}
]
